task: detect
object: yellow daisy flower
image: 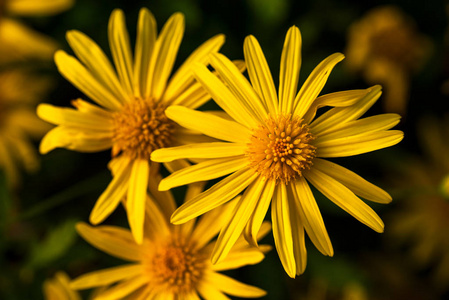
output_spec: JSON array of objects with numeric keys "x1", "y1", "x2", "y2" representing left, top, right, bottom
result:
[
  {"x1": 0, "y1": 68, "x2": 52, "y2": 188},
  {"x1": 152, "y1": 26, "x2": 404, "y2": 277},
  {"x1": 43, "y1": 272, "x2": 80, "y2": 300},
  {"x1": 70, "y1": 182, "x2": 269, "y2": 299},
  {"x1": 37, "y1": 8, "x2": 226, "y2": 244},
  {"x1": 0, "y1": 0, "x2": 74, "y2": 62}
]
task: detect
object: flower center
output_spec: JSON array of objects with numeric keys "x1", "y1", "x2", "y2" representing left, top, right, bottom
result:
[
  {"x1": 112, "y1": 98, "x2": 175, "y2": 160},
  {"x1": 148, "y1": 239, "x2": 206, "y2": 294},
  {"x1": 247, "y1": 114, "x2": 316, "y2": 183}
]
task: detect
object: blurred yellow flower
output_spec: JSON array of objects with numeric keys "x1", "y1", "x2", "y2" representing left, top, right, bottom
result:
[
  {"x1": 0, "y1": 68, "x2": 52, "y2": 188},
  {"x1": 0, "y1": 0, "x2": 74, "y2": 62},
  {"x1": 152, "y1": 26, "x2": 403, "y2": 277},
  {"x1": 345, "y1": 5, "x2": 432, "y2": 115},
  {"x1": 37, "y1": 8, "x2": 226, "y2": 244},
  {"x1": 70, "y1": 181, "x2": 269, "y2": 299},
  {"x1": 388, "y1": 116, "x2": 449, "y2": 289},
  {"x1": 298, "y1": 279, "x2": 369, "y2": 300},
  {"x1": 43, "y1": 272, "x2": 80, "y2": 300}
]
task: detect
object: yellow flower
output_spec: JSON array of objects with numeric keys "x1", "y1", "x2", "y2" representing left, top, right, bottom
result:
[
  {"x1": 152, "y1": 26, "x2": 404, "y2": 277},
  {"x1": 70, "y1": 182, "x2": 269, "y2": 299},
  {"x1": 37, "y1": 8, "x2": 226, "y2": 244},
  {"x1": 43, "y1": 272, "x2": 80, "y2": 300},
  {"x1": 388, "y1": 116, "x2": 449, "y2": 289},
  {"x1": 0, "y1": 0, "x2": 74, "y2": 62},
  {"x1": 0, "y1": 68, "x2": 52, "y2": 188},
  {"x1": 345, "y1": 5, "x2": 432, "y2": 115}
]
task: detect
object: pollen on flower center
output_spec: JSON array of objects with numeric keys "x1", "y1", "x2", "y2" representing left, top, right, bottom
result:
[
  {"x1": 247, "y1": 114, "x2": 316, "y2": 183},
  {"x1": 147, "y1": 239, "x2": 206, "y2": 293},
  {"x1": 112, "y1": 98, "x2": 175, "y2": 160}
]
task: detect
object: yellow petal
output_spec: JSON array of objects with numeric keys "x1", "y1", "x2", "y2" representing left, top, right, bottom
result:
[
  {"x1": 205, "y1": 271, "x2": 266, "y2": 298},
  {"x1": 6, "y1": 0, "x2": 73, "y2": 15},
  {"x1": 75, "y1": 222, "x2": 142, "y2": 261},
  {"x1": 108, "y1": 9, "x2": 134, "y2": 96},
  {"x1": 197, "y1": 281, "x2": 229, "y2": 300},
  {"x1": 193, "y1": 63, "x2": 259, "y2": 129},
  {"x1": 127, "y1": 159, "x2": 150, "y2": 244},
  {"x1": 133, "y1": 8, "x2": 156, "y2": 98},
  {"x1": 151, "y1": 143, "x2": 246, "y2": 162},
  {"x1": 302, "y1": 89, "x2": 369, "y2": 124},
  {"x1": 305, "y1": 168, "x2": 384, "y2": 233},
  {"x1": 244, "y1": 35, "x2": 278, "y2": 115},
  {"x1": 165, "y1": 106, "x2": 251, "y2": 143},
  {"x1": 310, "y1": 85, "x2": 382, "y2": 135},
  {"x1": 279, "y1": 26, "x2": 302, "y2": 114},
  {"x1": 293, "y1": 53, "x2": 345, "y2": 118},
  {"x1": 159, "y1": 156, "x2": 248, "y2": 191},
  {"x1": 164, "y1": 34, "x2": 225, "y2": 103},
  {"x1": 146, "y1": 13, "x2": 184, "y2": 100},
  {"x1": 286, "y1": 190, "x2": 307, "y2": 275},
  {"x1": 55, "y1": 51, "x2": 123, "y2": 111},
  {"x1": 70, "y1": 264, "x2": 143, "y2": 289},
  {"x1": 212, "y1": 177, "x2": 266, "y2": 264},
  {"x1": 292, "y1": 177, "x2": 333, "y2": 256},
  {"x1": 272, "y1": 184, "x2": 296, "y2": 277},
  {"x1": 315, "y1": 130, "x2": 404, "y2": 157},
  {"x1": 210, "y1": 53, "x2": 268, "y2": 122},
  {"x1": 313, "y1": 158, "x2": 392, "y2": 204},
  {"x1": 244, "y1": 179, "x2": 275, "y2": 248},
  {"x1": 171, "y1": 168, "x2": 258, "y2": 224},
  {"x1": 316, "y1": 113, "x2": 401, "y2": 141},
  {"x1": 37, "y1": 103, "x2": 113, "y2": 130},
  {"x1": 212, "y1": 248, "x2": 265, "y2": 271},
  {"x1": 144, "y1": 193, "x2": 171, "y2": 240},
  {"x1": 66, "y1": 30, "x2": 128, "y2": 103},
  {"x1": 90, "y1": 157, "x2": 132, "y2": 224},
  {"x1": 93, "y1": 275, "x2": 148, "y2": 300},
  {"x1": 39, "y1": 126, "x2": 113, "y2": 154},
  {"x1": 148, "y1": 173, "x2": 177, "y2": 219}
]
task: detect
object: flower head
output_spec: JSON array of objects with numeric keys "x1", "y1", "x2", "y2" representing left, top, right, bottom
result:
[
  {"x1": 152, "y1": 26, "x2": 404, "y2": 277},
  {"x1": 0, "y1": 68, "x2": 52, "y2": 188},
  {"x1": 70, "y1": 182, "x2": 269, "y2": 299},
  {"x1": 37, "y1": 8, "x2": 226, "y2": 243}
]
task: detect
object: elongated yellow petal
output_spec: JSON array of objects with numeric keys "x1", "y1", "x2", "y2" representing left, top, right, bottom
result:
[
  {"x1": 147, "y1": 13, "x2": 184, "y2": 100},
  {"x1": 316, "y1": 113, "x2": 401, "y2": 141},
  {"x1": 305, "y1": 168, "x2": 384, "y2": 232},
  {"x1": 133, "y1": 8, "x2": 156, "y2": 98},
  {"x1": 55, "y1": 51, "x2": 122, "y2": 111},
  {"x1": 144, "y1": 193, "x2": 171, "y2": 240},
  {"x1": 312, "y1": 158, "x2": 392, "y2": 203},
  {"x1": 212, "y1": 248, "x2": 265, "y2": 271},
  {"x1": 151, "y1": 143, "x2": 246, "y2": 162},
  {"x1": 212, "y1": 177, "x2": 266, "y2": 264},
  {"x1": 75, "y1": 222, "x2": 142, "y2": 261},
  {"x1": 293, "y1": 53, "x2": 345, "y2": 118},
  {"x1": 164, "y1": 34, "x2": 225, "y2": 103},
  {"x1": 108, "y1": 9, "x2": 134, "y2": 97},
  {"x1": 37, "y1": 104, "x2": 113, "y2": 130},
  {"x1": 244, "y1": 35, "x2": 278, "y2": 115},
  {"x1": 310, "y1": 85, "x2": 382, "y2": 135},
  {"x1": 66, "y1": 30, "x2": 128, "y2": 103},
  {"x1": 279, "y1": 26, "x2": 302, "y2": 114},
  {"x1": 39, "y1": 126, "x2": 113, "y2": 154},
  {"x1": 193, "y1": 63, "x2": 258, "y2": 129},
  {"x1": 286, "y1": 190, "x2": 307, "y2": 276},
  {"x1": 315, "y1": 130, "x2": 404, "y2": 157},
  {"x1": 292, "y1": 177, "x2": 333, "y2": 256},
  {"x1": 147, "y1": 173, "x2": 177, "y2": 219},
  {"x1": 159, "y1": 157, "x2": 248, "y2": 191},
  {"x1": 210, "y1": 53, "x2": 267, "y2": 122},
  {"x1": 272, "y1": 184, "x2": 296, "y2": 277},
  {"x1": 94, "y1": 275, "x2": 148, "y2": 300},
  {"x1": 302, "y1": 89, "x2": 368, "y2": 124},
  {"x1": 7, "y1": 0, "x2": 73, "y2": 15},
  {"x1": 127, "y1": 159, "x2": 150, "y2": 244},
  {"x1": 205, "y1": 271, "x2": 266, "y2": 298},
  {"x1": 165, "y1": 106, "x2": 251, "y2": 143},
  {"x1": 197, "y1": 281, "x2": 229, "y2": 300},
  {"x1": 244, "y1": 179, "x2": 275, "y2": 247},
  {"x1": 170, "y1": 168, "x2": 257, "y2": 224},
  {"x1": 90, "y1": 157, "x2": 131, "y2": 224},
  {"x1": 70, "y1": 264, "x2": 143, "y2": 289}
]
